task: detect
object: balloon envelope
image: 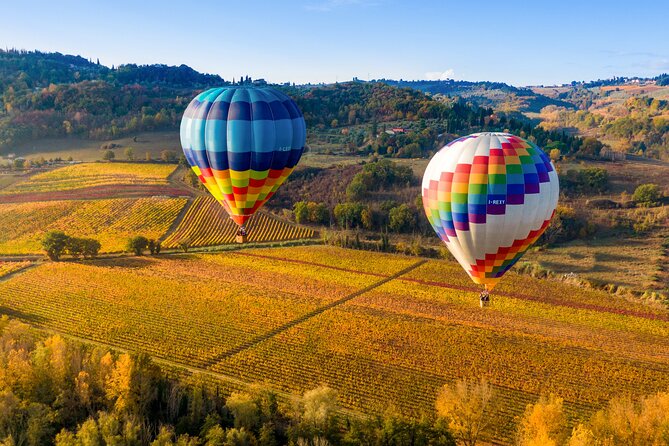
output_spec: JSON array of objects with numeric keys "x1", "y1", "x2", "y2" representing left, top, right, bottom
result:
[
  {"x1": 422, "y1": 132, "x2": 559, "y2": 290},
  {"x1": 180, "y1": 86, "x2": 306, "y2": 226}
]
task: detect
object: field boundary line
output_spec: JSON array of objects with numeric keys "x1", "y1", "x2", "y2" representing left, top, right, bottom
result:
[{"x1": 204, "y1": 259, "x2": 428, "y2": 366}]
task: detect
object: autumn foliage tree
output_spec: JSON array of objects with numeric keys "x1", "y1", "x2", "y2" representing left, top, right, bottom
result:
[
  {"x1": 435, "y1": 378, "x2": 496, "y2": 446},
  {"x1": 516, "y1": 394, "x2": 567, "y2": 446}
]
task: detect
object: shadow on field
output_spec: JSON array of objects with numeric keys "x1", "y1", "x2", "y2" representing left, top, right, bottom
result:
[
  {"x1": 0, "y1": 306, "x2": 48, "y2": 325},
  {"x1": 87, "y1": 257, "x2": 155, "y2": 269},
  {"x1": 594, "y1": 251, "x2": 636, "y2": 262}
]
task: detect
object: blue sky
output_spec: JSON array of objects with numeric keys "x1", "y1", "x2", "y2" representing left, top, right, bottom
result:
[{"x1": 3, "y1": 0, "x2": 669, "y2": 86}]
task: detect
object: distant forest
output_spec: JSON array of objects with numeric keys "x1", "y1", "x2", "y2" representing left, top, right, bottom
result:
[{"x1": 0, "y1": 49, "x2": 587, "y2": 158}]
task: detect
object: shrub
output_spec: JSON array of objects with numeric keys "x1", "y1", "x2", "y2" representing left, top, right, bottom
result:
[
  {"x1": 102, "y1": 150, "x2": 115, "y2": 161},
  {"x1": 633, "y1": 183, "x2": 663, "y2": 207}
]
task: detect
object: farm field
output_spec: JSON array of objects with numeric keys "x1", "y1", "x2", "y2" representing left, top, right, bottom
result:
[
  {"x1": 0, "y1": 261, "x2": 32, "y2": 278},
  {"x1": 524, "y1": 233, "x2": 668, "y2": 292},
  {"x1": 0, "y1": 252, "x2": 382, "y2": 367},
  {"x1": 0, "y1": 162, "x2": 177, "y2": 195},
  {"x1": 0, "y1": 245, "x2": 668, "y2": 444},
  {"x1": 0, "y1": 197, "x2": 188, "y2": 254},
  {"x1": 11, "y1": 131, "x2": 183, "y2": 162},
  {"x1": 162, "y1": 196, "x2": 315, "y2": 248}
]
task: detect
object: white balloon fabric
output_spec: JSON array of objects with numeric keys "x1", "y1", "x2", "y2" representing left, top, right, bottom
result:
[{"x1": 422, "y1": 132, "x2": 559, "y2": 290}]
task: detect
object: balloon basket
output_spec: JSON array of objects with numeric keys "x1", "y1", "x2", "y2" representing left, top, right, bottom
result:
[
  {"x1": 235, "y1": 234, "x2": 248, "y2": 244},
  {"x1": 479, "y1": 299, "x2": 490, "y2": 308}
]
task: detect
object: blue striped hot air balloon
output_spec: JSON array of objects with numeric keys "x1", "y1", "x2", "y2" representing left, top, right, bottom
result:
[{"x1": 180, "y1": 85, "x2": 306, "y2": 229}]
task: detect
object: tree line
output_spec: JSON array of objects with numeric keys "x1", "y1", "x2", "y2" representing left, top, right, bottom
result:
[{"x1": 1, "y1": 318, "x2": 667, "y2": 446}]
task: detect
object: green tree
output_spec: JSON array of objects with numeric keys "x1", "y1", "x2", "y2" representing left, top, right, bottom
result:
[
  {"x1": 633, "y1": 183, "x2": 663, "y2": 207},
  {"x1": 205, "y1": 425, "x2": 226, "y2": 446},
  {"x1": 102, "y1": 150, "x2": 115, "y2": 161},
  {"x1": 333, "y1": 203, "x2": 364, "y2": 229},
  {"x1": 346, "y1": 177, "x2": 367, "y2": 201},
  {"x1": 388, "y1": 204, "x2": 417, "y2": 233},
  {"x1": 124, "y1": 147, "x2": 135, "y2": 161},
  {"x1": 293, "y1": 202, "x2": 309, "y2": 224},
  {"x1": 81, "y1": 239, "x2": 101, "y2": 258},
  {"x1": 42, "y1": 231, "x2": 70, "y2": 261},
  {"x1": 127, "y1": 236, "x2": 149, "y2": 256},
  {"x1": 307, "y1": 202, "x2": 329, "y2": 224},
  {"x1": 65, "y1": 237, "x2": 86, "y2": 259},
  {"x1": 579, "y1": 137, "x2": 603, "y2": 158}
]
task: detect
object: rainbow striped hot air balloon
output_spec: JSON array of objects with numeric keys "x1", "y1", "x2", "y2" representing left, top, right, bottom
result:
[
  {"x1": 180, "y1": 86, "x2": 306, "y2": 235},
  {"x1": 422, "y1": 133, "x2": 559, "y2": 292}
]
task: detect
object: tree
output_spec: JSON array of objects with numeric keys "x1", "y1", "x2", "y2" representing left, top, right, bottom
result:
[
  {"x1": 346, "y1": 178, "x2": 367, "y2": 201},
  {"x1": 205, "y1": 425, "x2": 226, "y2": 446},
  {"x1": 106, "y1": 353, "x2": 161, "y2": 417},
  {"x1": 223, "y1": 428, "x2": 254, "y2": 446},
  {"x1": 127, "y1": 236, "x2": 149, "y2": 256},
  {"x1": 225, "y1": 392, "x2": 259, "y2": 431},
  {"x1": 571, "y1": 392, "x2": 669, "y2": 445},
  {"x1": 291, "y1": 386, "x2": 340, "y2": 444},
  {"x1": 161, "y1": 150, "x2": 177, "y2": 163},
  {"x1": 633, "y1": 183, "x2": 663, "y2": 207},
  {"x1": 65, "y1": 237, "x2": 85, "y2": 259},
  {"x1": 81, "y1": 239, "x2": 101, "y2": 258},
  {"x1": 517, "y1": 394, "x2": 567, "y2": 446},
  {"x1": 388, "y1": 204, "x2": 417, "y2": 233},
  {"x1": 549, "y1": 148, "x2": 561, "y2": 162},
  {"x1": 102, "y1": 150, "x2": 115, "y2": 161},
  {"x1": 333, "y1": 203, "x2": 364, "y2": 229},
  {"x1": 124, "y1": 147, "x2": 135, "y2": 161},
  {"x1": 579, "y1": 137, "x2": 603, "y2": 158},
  {"x1": 435, "y1": 378, "x2": 495, "y2": 446},
  {"x1": 293, "y1": 202, "x2": 309, "y2": 224},
  {"x1": 42, "y1": 231, "x2": 70, "y2": 261}
]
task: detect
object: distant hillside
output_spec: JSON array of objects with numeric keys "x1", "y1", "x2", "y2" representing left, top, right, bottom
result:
[
  {"x1": 380, "y1": 79, "x2": 575, "y2": 113},
  {"x1": 0, "y1": 50, "x2": 492, "y2": 155},
  {"x1": 0, "y1": 50, "x2": 592, "y2": 160},
  {"x1": 0, "y1": 49, "x2": 224, "y2": 88},
  {"x1": 532, "y1": 79, "x2": 669, "y2": 160}
]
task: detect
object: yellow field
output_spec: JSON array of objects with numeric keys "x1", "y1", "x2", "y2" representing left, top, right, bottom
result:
[
  {"x1": 0, "y1": 245, "x2": 667, "y2": 444},
  {"x1": 0, "y1": 261, "x2": 32, "y2": 278},
  {"x1": 162, "y1": 196, "x2": 315, "y2": 248},
  {"x1": 1, "y1": 162, "x2": 176, "y2": 194},
  {"x1": 0, "y1": 197, "x2": 188, "y2": 254}
]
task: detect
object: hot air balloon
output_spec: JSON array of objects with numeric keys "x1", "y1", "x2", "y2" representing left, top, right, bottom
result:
[
  {"x1": 180, "y1": 85, "x2": 306, "y2": 241},
  {"x1": 422, "y1": 133, "x2": 559, "y2": 304}
]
